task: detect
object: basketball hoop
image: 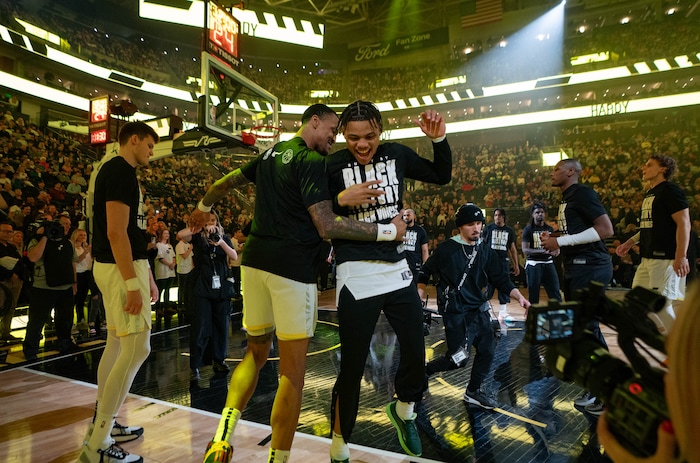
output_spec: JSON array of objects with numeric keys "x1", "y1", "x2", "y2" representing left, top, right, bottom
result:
[{"x1": 241, "y1": 125, "x2": 282, "y2": 151}]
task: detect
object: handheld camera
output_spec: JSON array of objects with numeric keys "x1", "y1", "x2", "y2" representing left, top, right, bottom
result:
[
  {"x1": 27, "y1": 219, "x2": 64, "y2": 242},
  {"x1": 524, "y1": 282, "x2": 669, "y2": 457}
]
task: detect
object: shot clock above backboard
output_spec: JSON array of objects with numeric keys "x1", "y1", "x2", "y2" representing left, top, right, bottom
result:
[{"x1": 205, "y1": 0, "x2": 240, "y2": 69}]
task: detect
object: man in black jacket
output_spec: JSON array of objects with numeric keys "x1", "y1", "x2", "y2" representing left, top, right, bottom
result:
[{"x1": 417, "y1": 203, "x2": 530, "y2": 409}]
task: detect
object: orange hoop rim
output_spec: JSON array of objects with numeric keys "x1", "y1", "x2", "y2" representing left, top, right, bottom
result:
[{"x1": 242, "y1": 125, "x2": 283, "y2": 139}]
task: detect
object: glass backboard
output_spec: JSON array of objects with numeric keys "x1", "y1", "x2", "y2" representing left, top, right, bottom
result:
[{"x1": 199, "y1": 51, "x2": 278, "y2": 143}]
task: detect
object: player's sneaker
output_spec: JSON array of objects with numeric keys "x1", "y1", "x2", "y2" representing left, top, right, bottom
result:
[
  {"x1": 77, "y1": 443, "x2": 143, "y2": 463},
  {"x1": 385, "y1": 401, "x2": 422, "y2": 457},
  {"x1": 203, "y1": 440, "x2": 233, "y2": 463}
]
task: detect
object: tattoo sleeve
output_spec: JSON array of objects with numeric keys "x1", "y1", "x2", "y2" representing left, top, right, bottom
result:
[
  {"x1": 202, "y1": 168, "x2": 250, "y2": 206},
  {"x1": 309, "y1": 200, "x2": 378, "y2": 241}
]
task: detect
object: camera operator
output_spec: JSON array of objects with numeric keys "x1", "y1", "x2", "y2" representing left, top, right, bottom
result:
[
  {"x1": 22, "y1": 215, "x2": 77, "y2": 360},
  {"x1": 417, "y1": 203, "x2": 530, "y2": 409},
  {"x1": 597, "y1": 281, "x2": 700, "y2": 463}
]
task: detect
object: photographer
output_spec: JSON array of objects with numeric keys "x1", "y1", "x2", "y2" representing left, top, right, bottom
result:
[
  {"x1": 597, "y1": 281, "x2": 700, "y2": 463},
  {"x1": 176, "y1": 211, "x2": 237, "y2": 381},
  {"x1": 22, "y1": 215, "x2": 77, "y2": 360}
]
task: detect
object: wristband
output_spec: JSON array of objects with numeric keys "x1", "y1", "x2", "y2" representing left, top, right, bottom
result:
[
  {"x1": 431, "y1": 134, "x2": 446, "y2": 143},
  {"x1": 124, "y1": 277, "x2": 140, "y2": 292},
  {"x1": 556, "y1": 227, "x2": 601, "y2": 247},
  {"x1": 376, "y1": 223, "x2": 397, "y2": 241},
  {"x1": 197, "y1": 200, "x2": 212, "y2": 213}
]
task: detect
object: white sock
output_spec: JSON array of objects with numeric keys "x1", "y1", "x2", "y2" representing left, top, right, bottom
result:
[
  {"x1": 330, "y1": 431, "x2": 350, "y2": 460},
  {"x1": 213, "y1": 407, "x2": 241, "y2": 444},
  {"x1": 395, "y1": 400, "x2": 415, "y2": 420},
  {"x1": 268, "y1": 448, "x2": 291, "y2": 462}
]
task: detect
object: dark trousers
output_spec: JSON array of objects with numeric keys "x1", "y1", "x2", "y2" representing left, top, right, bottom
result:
[
  {"x1": 156, "y1": 276, "x2": 174, "y2": 309},
  {"x1": 23, "y1": 286, "x2": 74, "y2": 356},
  {"x1": 486, "y1": 258, "x2": 511, "y2": 304},
  {"x1": 331, "y1": 284, "x2": 425, "y2": 440},
  {"x1": 74, "y1": 270, "x2": 94, "y2": 321},
  {"x1": 426, "y1": 307, "x2": 496, "y2": 391},
  {"x1": 563, "y1": 262, "x2": 613, "y2": 348},
  {"x1": 178, "y1": 272, "x2": 195, "y2": 323},
  {"x1": 525, "y1": 262, "x2": 561, "y2": 304},
  {"x1": 189, "y1": 296, "x2": 231, "y2": 369}
]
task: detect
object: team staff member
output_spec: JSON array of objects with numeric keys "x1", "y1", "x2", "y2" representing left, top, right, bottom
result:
[
  {"x1": 193, "y1": 104, "x2": 406, "y2": 463},
  {"x1": 327, "y1": 101, "x2": 451, "y2": 461},
  {"x1": 615, "y1": 155, "x2": 690, "y2": 334},
  {"x1": 418, "y1": 204, "x2": 530, "y2": 409},
  {"x1": 79, "y1": 122, "x2": 160, "y2": 463}
]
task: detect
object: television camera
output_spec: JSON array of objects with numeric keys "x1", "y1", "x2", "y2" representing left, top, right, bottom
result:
[
  {"x1": 524, "y1": 281, "x2": 669, "y2": 457},
  {"x1": 27, "y1": 219, "x2": 64, "y2": 242}
]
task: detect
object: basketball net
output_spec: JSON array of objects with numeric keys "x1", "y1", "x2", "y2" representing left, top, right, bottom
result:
[{"x1": 242, "y1": 125, "x2": 282, "y2": 152}]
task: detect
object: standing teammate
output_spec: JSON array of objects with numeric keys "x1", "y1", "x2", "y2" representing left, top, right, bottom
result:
[
  {"x1": 521, "y1": 202, "x2": 561, "y2": 304},
  {"x1": 193, "y1": 104, "x2": 406, "y2": 463},
  {"x1": 79, "y1": 121, "x2": 160, "y2": 463},
  {"x1": 402, "y1": 208, "x2": 429, "y2": 284},
  {"x1": 483, "y1": 208, "x2": 520, "y2": 327},
  {"x1": 615, "y1": 155, "x2": 690, "y2": 334},
  {"x1": 326, "y1": 101, "x2": 451, "y2": 461},
  {"x1": 541, "y1": 158, "x2": 614, "y2": 414}
]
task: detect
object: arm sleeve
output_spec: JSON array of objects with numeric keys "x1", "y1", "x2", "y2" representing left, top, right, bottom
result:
[{"x1": 403, "y1": 139, "x2": 452, "y2": 185}]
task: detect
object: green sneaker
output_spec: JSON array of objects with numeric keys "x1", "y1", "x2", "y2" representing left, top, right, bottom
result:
[
  {"x1": 385, "y1": 401, "x2": 422, "y2": 457},
  {"x1": 203, "y1": 440, "x2": 233, "y2": 463}
]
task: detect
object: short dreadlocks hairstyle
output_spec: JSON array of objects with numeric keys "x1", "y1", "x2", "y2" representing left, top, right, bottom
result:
[{"x1": 337, "y1": 100, "x2": 383, "y2": 134}]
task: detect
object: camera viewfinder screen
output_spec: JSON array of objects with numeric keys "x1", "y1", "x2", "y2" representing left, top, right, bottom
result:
[{"x1": 536, "y1": 308, "x2": 574, "y2": 341}]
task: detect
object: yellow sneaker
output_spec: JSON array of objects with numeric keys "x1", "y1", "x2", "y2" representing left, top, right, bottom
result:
[{"x1": 203, "y1": 440, "x2": 233, "y2": 463}]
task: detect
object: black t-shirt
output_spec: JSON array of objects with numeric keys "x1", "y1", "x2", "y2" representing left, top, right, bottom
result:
[
  {"x1": 402, "y1": 223, "x2": 428, "y2": 274},
  {"x1": 327, "y1": 139, "x2": 451, "y2": 265},
  {"x1": 483, "y1": 223, "x2": 516, "y2": 259},
  {"x1": 522, "y1": 222, "x2": 554, "y2": 263},
  {"x1": 557, "y1": 183, "x2": 609, "y2": 266},
  {"x1": 639, "y1": 181, "x2": 689, "y2": 259},
  {"x1": 92, "y1": 156, "x2": 148, "y2": 263},
  {"x1": 240, "y1": 137, "x2": 329, "y2": 283}
]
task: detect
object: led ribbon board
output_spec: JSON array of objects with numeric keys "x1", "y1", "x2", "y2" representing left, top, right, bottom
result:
[{"x1": 139, "y1": 0, "x2": 324, "y2": 48}]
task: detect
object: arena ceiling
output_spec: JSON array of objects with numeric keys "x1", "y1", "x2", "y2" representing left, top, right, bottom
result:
[{"x1": 81, "y1": 0, "x2": 684, "y2": 48}]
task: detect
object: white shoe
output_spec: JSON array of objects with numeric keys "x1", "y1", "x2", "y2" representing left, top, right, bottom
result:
[
  {"x1": 77, "y1": 443, "x2": 143, "y2": 463},
  {"x1": 574, "y1": 391, "x2": 596, "y2": 407},
  {"x1": 84, "y1": 421, "x2": 144, "y2": 445}
]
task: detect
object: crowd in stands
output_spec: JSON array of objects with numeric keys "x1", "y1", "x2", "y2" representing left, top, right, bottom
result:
[{"x1": 2, "y1": 0, "x2": 699, "y2": 110}]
